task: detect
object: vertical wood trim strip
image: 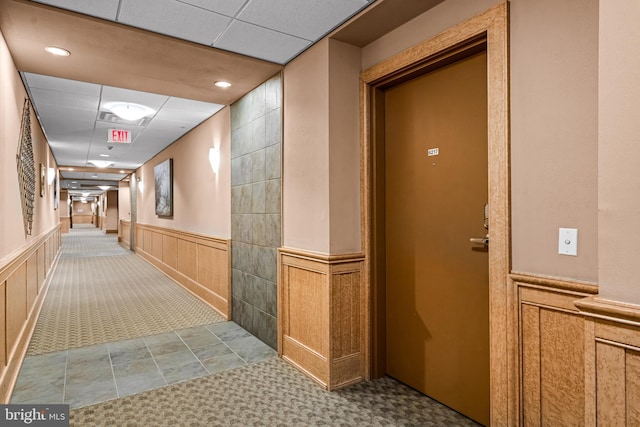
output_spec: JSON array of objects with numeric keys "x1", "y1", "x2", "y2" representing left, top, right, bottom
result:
[
  {"x1": 521, "y1": 304, "x2": 541, "y2": 426},
  {"x1": 596, "y1": 341, "x2": 626, "y2": 426},
  {"x1": 627, "y1": 350, "x2": 640, "y2": 425},
  {"x1": 584, "y1": 318, "x2": 597, "y2": 427}
]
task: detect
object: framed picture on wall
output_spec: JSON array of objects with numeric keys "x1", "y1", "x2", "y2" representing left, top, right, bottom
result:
[
  {"x1": 53, "y1": 173, "x2": 59, "y2": 210},
  {"x1": 39, "y1": 163, "x2": 46, "y2": 197},
  {"x1": 154, "y1": 158, "x2": 173, "y2": 217}
]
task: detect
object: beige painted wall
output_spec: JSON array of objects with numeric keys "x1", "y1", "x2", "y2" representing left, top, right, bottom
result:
[
  {"x1": 1, "y1": 28, "x2": 58, "y2": 262},
  {"x1": 104, "y1": 190, "x2": 118, "y2": 231},
  {"x1": 136, "y1": 106, "x2": 231, "y2": 238},
  {"x1": 283, "y1": 39, "x2": 331, "y2": 253},
  {"x1": 118, "y1": 181, "x2": 131, "y2": 222},
  {"x1": 510, "y1": 0, "x2": 599, "y2": 282},
  {"x1": 71, "y1": 200, "x2": 92, "y2": 217},
  {"x1": 361, "y1": 0, "x2": 497, "y2": 70},
  {"x1": 58, "y1": 189, "x2": 69, "y2": 218},
  {"x1": 328, "y1": 39, "x2": 362, "y2": 254},
  {"x1": 598, "y1": 0, "x2": 640, "y2": 304},
  {"x1": 283, "y1": 38, "x2": 362, "y2": 255}
]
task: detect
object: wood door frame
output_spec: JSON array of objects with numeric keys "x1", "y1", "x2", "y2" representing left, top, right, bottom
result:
[{"x1": 359, "y1": 3, "x2": 513, "y2": 425}]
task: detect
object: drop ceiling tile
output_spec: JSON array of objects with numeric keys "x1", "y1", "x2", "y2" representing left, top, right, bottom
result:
[
  {"x1": 118, "y1": 0, "x2": 232, "y2": 45},
  {"x1": 178, "y1": 0, "x2": 246, "y2": 17},
  {"x1": 30, "y1": 88, "x2": 99, "y2": 111},
  {"x1": 36, "y1": 105, "x2": 96, "y2": 136},
  {"x1": 30, "y1": 0, "x2": 120, "y2": 20},
  {"x1": 238, "y1": 0, "x2": 368, "y2": 41},
  {"x1": 23, "y1": 73, "x2": 101, "y2": 97},
  {"x1": 215, "y1": 20, "x2": 311, "y2": 64}
]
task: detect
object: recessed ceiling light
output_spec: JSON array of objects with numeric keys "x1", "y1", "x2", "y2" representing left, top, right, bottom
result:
[
  {"x1": 214, "y1": 81, "x2": 231, "y2": 88},
  {"x1": 91, "y1": 175, "x2": 98, "y2": 178},
  {"x1": 119, "y1": 170, "x2": 126, "y2": 174},
  {"x1": 71, "y1": 181, "x2": 77, "y2": 183},
  {"x1": 45, "y1": 46, "x2": 70, "y2": 56},
  {"x1": 99, "y1": 154, "x2": 110, "y2": 157}
]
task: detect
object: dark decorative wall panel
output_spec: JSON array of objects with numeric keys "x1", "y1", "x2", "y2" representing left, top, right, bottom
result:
[
  {"x1": 16, "y1": 98, "x2": 35, "y2": 236},
  {"x1": 230, "y1": 74, "x2": 282, "y2": 349}
]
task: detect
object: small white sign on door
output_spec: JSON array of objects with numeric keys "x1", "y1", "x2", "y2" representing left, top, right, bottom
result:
[{"x1": 427, "y1": 147, "x2": 439, "y2": 156}]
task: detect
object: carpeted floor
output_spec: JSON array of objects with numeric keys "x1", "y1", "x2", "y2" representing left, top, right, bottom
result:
[
  {"x1": 70, "y1": 358, "x2": 481, "y2": 427},
  {"x1": 27, "y1": 228, "x2": 225, "y2": 355}
]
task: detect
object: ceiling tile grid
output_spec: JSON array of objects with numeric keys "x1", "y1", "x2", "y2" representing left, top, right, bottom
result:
[
  {"x1": 23, "y1": 72, "x2": 224, "y2": 179},
  {"x1": 31, "y1": 0, "x2": 375, "y2": 64},
  {"x1": 30, "y1": 0, "x2": 120, "y2": 20},
  {"x1": 117, "y1": 0, "x2": 232, "y2": 46},
  {"x1": 19, "y1": 0, "x2": 380, "y2": 196},
  {"x1": 214, "y1": 20, "x2": 310, "y2": 64}
]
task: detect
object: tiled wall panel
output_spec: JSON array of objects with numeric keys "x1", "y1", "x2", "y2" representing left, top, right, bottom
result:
[{"x1": 231, "y1": 73, "x2": 282, "y2": 349}]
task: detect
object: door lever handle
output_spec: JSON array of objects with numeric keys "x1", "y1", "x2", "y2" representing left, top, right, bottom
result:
[{"x1": 470, "y1": 235, "x2": 489, "y2": 246}]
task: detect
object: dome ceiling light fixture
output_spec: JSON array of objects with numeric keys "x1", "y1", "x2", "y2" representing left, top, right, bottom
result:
[
  {"x1": 104, "y1": 102, "x2": 156, "y2": 121},
  {"x1": 88, "y1": 160, "x2": 114, "y2": 168}
]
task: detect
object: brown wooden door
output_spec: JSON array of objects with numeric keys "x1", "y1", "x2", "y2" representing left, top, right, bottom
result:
[{"x1": 384, "y1": 51, "x2": 489, "y2": 425}]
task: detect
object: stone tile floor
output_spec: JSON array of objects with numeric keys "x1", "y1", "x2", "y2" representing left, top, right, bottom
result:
[{"x1": 11, "y1": 322, "x2": 276, "y2": 409}]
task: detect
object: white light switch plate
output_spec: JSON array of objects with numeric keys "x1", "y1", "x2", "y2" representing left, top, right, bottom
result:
[{"x1": 558, "y1": 228, "x2": 578, "y2": 256}]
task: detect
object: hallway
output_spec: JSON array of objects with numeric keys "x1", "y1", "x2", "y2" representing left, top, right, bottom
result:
[
  {"x1": 9, "y1": 225, "x2": 481, "y2": 426},
  {"x1": 10, "y1": 226, "x2": 276, "y2": 408}
]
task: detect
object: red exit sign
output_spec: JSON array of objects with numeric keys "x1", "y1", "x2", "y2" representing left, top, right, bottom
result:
[{"x1": 108, "y1": 129, "x2": 131, "y2": 143}]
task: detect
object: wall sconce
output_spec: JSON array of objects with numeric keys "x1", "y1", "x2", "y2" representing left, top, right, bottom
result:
[
  {"x1": 137, "y1": 177, "x2": 144, "y2": 193},
  {"x1": 209, "y1": 147, "x2": 220, "y2": 174},
  {"x1": 47, "y1": 167, "x2": 56, "y2": 185}
]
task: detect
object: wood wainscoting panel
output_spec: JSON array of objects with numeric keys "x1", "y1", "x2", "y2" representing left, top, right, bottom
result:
[
  {"x1": 60, "y1": 217, "x2": 70, "y2": 234},
  {"x1": 177, "y1": 239, "x2": 197, "y2": 281},
  {"x1": 331, "y1": 268, "x2": 361, "y2": 359},
  {"x1": 37, "y1": 247, "x2": 45, "y2": 293},
  {"x1": 26, "y1": 252, "x2": 37, "y2": 312},
  {"x1": 6, "y1": 263, "x2": 27, "y2": 356},
  {"x1": 152, "y1": 231, "x2": 163, "y2": 260},
  {"x1": 0, "y1": 226, "x2": 61, "y2": 403},
  {"x1": 514, "y1": 273, "x2": 597, "y2": 426},
  {"x1": 521, "y1": 304, "x2": 541, "y2": 426},
  {"x1": 539, "y1": 309, "x2": 585, "y2": 425},
  {"x1": 0, "y1": 282, "x2": 5, "y2": 368},
  {"x1": 119, "y1": 220, "x2": 131, "y2": 249},
  {"x1": 287, "y1": 266, "x2": 329, "y2": 356},
  {"x1": 134, "y1": 224, "x2": 231, "y2": 318},
  {"x1": 143, "y1": 229, "x2": 153, "y2": 255},
  {"x1": 596, "y1": 341, "x2": 626, "y2": 426},
  {"x1": 197, "y1": 243, "x2": 230, "y2": 312},
  {"x1": 627, "y1": 350, "x2": 640, "y2": 424},
  {"x1": 162, "y1": 235, "x2": 178, "y2": 270},
  {"x1": 279, "y1": 248, "x2": 365, "y2": 390},
  {"x1": 516, "y1": 273, "x2": 640, "y2": 426}
]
